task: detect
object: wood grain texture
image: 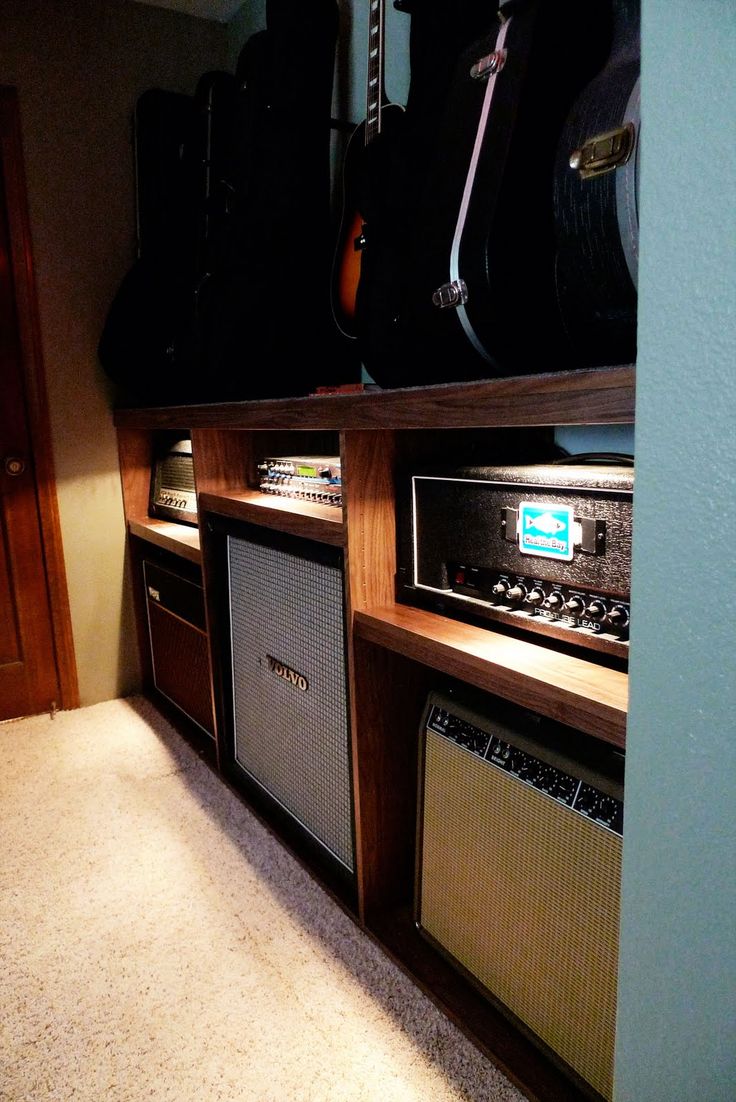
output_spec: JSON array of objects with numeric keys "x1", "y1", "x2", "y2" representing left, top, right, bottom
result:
[
  {"x1": 1, "y1": 87, "x2": 78, "y2": 708},
  {"x1": 197, "y1": 491, "x2": 345, "y2": 546},
  {"x1": 116, "y1": 426, "x2": 154, "y2": 521},
  {"x1": 342, "y1": 429, "x2": 396, "y2": 612},
  {"x1": 355, "y1": 605, "x2": 628, "y2": 747},
  {"x1": 127, "y1": 517, "x2": 201, "y2": 564},
  {"x1": 114, "y1": 365, "x2": 635, "y2": 431},
  {"x1": 190, "y1": 429, "x2": 253, "y2": 497},
  {"x1": 350, "y1": 640, "x2": 431, "y2": 923},
  {"x1": 341, "y1": 430, "x2": 398, "y2": 915}
]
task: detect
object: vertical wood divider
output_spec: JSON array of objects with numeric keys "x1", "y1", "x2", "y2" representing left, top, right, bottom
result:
[
  {"x1": 190, "y1": 428, "x2": 255, "y2": 497},
  {"x1": 191, "y1": 429, "x2": 256, "y2": 767},
  {"x1": 116, "y1": 425, "x2": 154, "y2": 520},
  {"x1": 341, "y1": 429, "x2": 398, "y2": 922}
]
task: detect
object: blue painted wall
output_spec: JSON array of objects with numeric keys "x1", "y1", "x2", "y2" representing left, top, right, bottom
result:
[{"x1": 615, "y1": 2, "x2": 736, "y2": 1098}]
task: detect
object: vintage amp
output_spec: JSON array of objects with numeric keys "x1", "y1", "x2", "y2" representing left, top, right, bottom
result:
[
  {"x1": 397, "y1": 459, "x2": 634, "y2": 660},
  {"x1": 416, "y1": 686, "x2": 624, "y2": 1100},
  {"x1": 149, "y1": 435, "x2": 197, "y2": 526}
]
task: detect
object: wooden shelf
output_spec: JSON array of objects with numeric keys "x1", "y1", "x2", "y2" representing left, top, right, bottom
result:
[
  {"x1": 128, "y1": 516, "x2": 201, "y2": 563},
  {"x1": 198, "y1": 490, "x2": 345, "y2": 546},
  {"x1": 354, "y1": 604, "x2": 628, "y2": 748},
  {"x1": 113, "y1": 364, "x2": 635, "y2": 432}
]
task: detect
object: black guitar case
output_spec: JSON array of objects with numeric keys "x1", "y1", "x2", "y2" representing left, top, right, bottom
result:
[
  {"x1": 553, "y1": 0, "x2": 640, "y2": 368},
  {"x1": 367, "y1": 0, "x2": 613, "y2": 389},
  {"x1": 201, "y1": 0, "x2": 347, "y2": 401},
  {"x1": 98, "y1": 88, "x2": 198, "y2": 400},
  {"x1": 355, "y1": 0, "x2": 495, "y2": 381}
]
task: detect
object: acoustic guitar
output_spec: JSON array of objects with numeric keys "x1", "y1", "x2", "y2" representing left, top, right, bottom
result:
[{"x1": 330, "y1": 0, "x2": 404, "y2": 341}]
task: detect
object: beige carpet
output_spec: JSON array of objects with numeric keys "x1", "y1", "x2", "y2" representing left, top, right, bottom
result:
[{"x1": 0, "y1": 697, "x2": 525, "y2": 1102}]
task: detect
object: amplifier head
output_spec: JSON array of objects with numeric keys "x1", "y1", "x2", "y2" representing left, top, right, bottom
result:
[
  {"x1": 397, "y1": 460, "x2": 634, "y2": 660},
  {"x1": 149, "y1": 435, "x2": 198, "y2": 527}
]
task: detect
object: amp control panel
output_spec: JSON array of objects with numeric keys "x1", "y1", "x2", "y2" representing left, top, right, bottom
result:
[
  {"x1": 447, "y1": 563, "x2": 630, "y2": 640},
  {"x1": 426, "y1": 701, "x2": 624, "y2": 835}
]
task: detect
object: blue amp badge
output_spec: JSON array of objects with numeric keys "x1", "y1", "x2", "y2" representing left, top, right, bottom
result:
[{"x1": 518, "y1": 502, "x2": 575, "y2": 561}]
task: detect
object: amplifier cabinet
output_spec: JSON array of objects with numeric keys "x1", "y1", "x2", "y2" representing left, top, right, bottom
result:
[
  {"x1": 398, "y1": 462, "x2": 633, "y2": 660},
  {"x1": 143, "y1": 557, "x2": 214, "y2": 737},
  {"x1": 210, "y1": 519, "x2": 355, "y2": 881},
  {"x1": 416, "y1": 689, "x2": 624, "y2": 1101}
]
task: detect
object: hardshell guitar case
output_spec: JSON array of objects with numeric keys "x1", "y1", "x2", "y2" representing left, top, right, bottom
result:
[
  {"x1": 200, "y1": 0, "x2": 347, "y2": 401},
  {"x1": 552, "y1": 0, "x2": 640, "y2": 368},
  {"x1": 98, "y1": 88, "x2": 198, "y2": 401},
  {"x1": 354, "y1": 0, "x2": 495, "y2": 382},
  {"x1": 367, "y1": 0, "x2": 613, "y2": 388}
]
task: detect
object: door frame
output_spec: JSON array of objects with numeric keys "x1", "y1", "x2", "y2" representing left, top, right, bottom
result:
[{"x1": 1, "y1": 86, "x2": 79, "y2": 710}]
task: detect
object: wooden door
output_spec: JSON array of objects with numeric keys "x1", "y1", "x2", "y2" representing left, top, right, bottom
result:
[{"x1": 0, "y1": 88, "x2": 77, "y2": 720}]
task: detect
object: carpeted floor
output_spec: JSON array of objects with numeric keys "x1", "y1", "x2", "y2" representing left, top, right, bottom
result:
[{"x1": 0, "y1": 697, "x2": 525, "y2": 1102}]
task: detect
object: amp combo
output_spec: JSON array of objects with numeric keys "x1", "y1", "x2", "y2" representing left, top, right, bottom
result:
[
  {"x1": 416, "y1": 686, "x2": 624, "y2": 1100},
  {"x1": 397, "y1": 459, "x2": 634, "y2": 660}
]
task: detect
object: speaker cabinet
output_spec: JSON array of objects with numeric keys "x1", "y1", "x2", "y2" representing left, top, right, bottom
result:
[
  {"x1": 416, "y1": 690, "x2": 623, "y2": 1100},
  {"x1": 143, "y1": 557, "x2": 214, "y2": 737},
  {"x1": 212, "y1": 520, "x2": 354, "y2": 880}
]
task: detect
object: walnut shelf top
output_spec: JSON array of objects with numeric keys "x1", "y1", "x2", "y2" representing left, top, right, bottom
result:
[
  {"x1": 355, "y1": 604, "x2": 628, "y2": 747},
  {"x1": 113, "y1": 365, "x2": 635, "y2": 432},
  {"x1": 128, "y1": 517, "x2": 201, "y2": 563},
  {"x1": 198, "y1": 491, "x2": 345, "y2": 546}
]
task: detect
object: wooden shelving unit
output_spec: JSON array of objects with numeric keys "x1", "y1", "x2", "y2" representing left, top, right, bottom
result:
[
  {"x1": 355, "y1": 604, "x2": 627, "y2": 747},
  {"x1": 198, "y1": 490, "x2": 344, "y2": 546},
  {"x1": 114, "y1": 364, "x2": 635, "y2": 1102},
  {"x1": 127, "y1": 516, "x2": 201, "y2": 563}
]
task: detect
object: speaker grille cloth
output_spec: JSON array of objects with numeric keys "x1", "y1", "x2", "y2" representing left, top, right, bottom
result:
[
  {"x1": 420, "y1": 731, "x2": 621, "y2": 1100},
  {"x1": 228, "y1": 535, "x2": 353, "y2": 871}
]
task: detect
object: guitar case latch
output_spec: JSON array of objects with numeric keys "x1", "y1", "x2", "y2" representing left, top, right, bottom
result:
[
  {"x1": 569, "y1": 122, "x2": 635, "y2": 180},
  {"x1": 432, "y1": 279, "x2": 468, "y2": 309}
]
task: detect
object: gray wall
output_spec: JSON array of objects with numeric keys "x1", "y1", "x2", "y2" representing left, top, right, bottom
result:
[
  {"x1": 2, "y1": 0, "x2": 227, "y2": 704},
  {"x1": 615, "y1": 1, "x2": 736, "y2": 1098}
]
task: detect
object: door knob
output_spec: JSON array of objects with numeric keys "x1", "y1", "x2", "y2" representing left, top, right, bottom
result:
[{"x1": 4, "y1": 456, "x2": 26, "y2": 476}]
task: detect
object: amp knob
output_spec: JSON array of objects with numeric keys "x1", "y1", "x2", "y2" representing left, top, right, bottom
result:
[
  {"x1": 585, "y1": 600, "x2": 607, "y2": 622},
  {"x1": 525, "y1": 587, "x2": 545, "y2": 607},
  {"x1": 565, "y1": 595, "x2": 585, "y2": 615},
  {"x1": 544, "y1": 591, "x2": 564, "y2": 612},
  {"x1": 491, "y1": 581, "x2": 510, "y2": 599},
  {"x1": 607, "y1": 605, "x2": 630, "y2": 629},
  {"x1": 506, "y1": 584, "x2": 526, "y2": 603}
]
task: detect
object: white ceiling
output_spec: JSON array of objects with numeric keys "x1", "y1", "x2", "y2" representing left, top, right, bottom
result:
[{"x1": 132, "y1": 0, "x2": 244, "y2": 23}]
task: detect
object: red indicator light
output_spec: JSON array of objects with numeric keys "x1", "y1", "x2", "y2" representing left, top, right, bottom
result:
[{"x1": 455, "y1": 570, "x2": 465, "y2": 585}]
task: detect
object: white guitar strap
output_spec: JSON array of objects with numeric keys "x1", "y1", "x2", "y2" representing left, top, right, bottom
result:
[{"x1": 450, "y1": 16, "x2": 513, "y2": 364}]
